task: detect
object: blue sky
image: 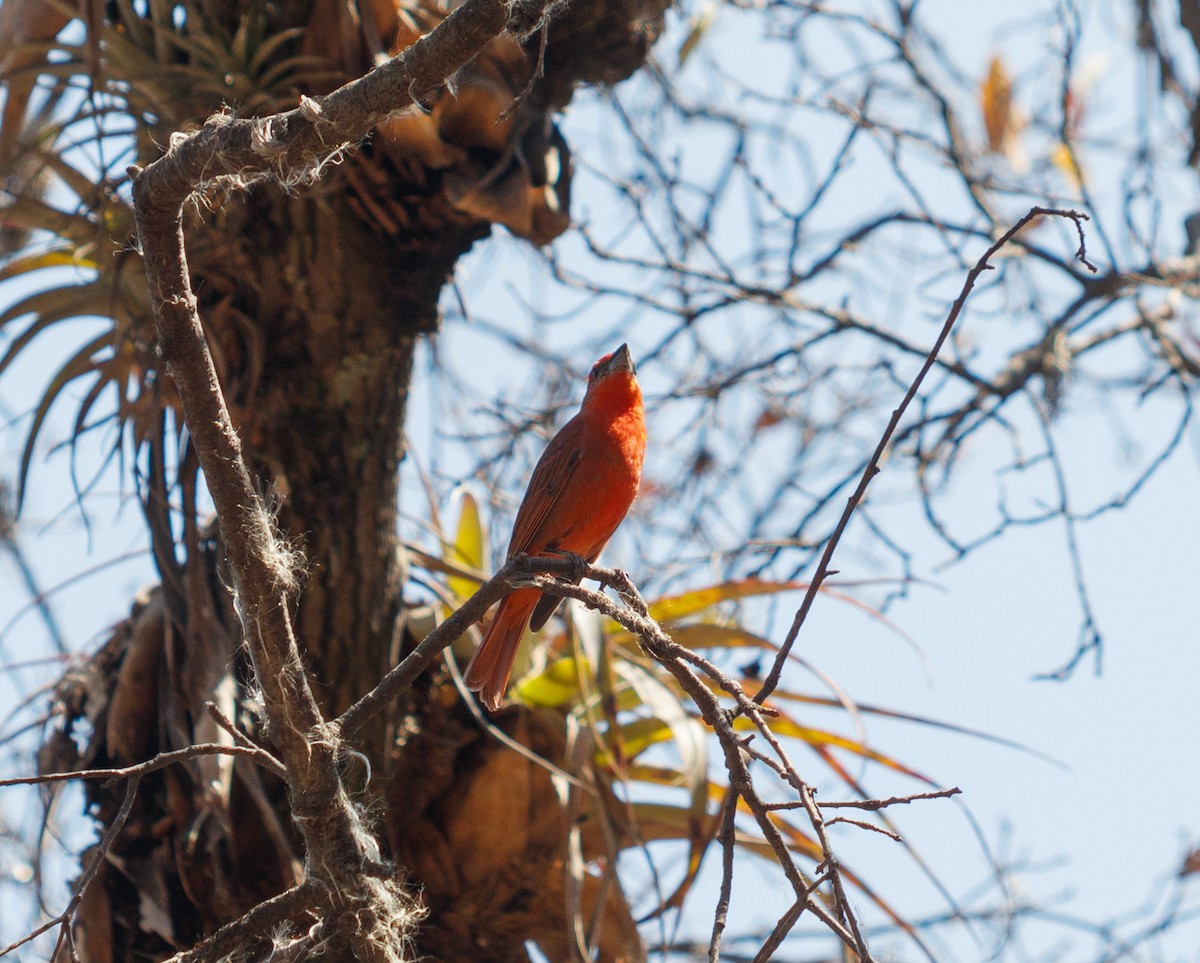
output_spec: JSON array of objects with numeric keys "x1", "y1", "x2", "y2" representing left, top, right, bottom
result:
[{"x1": 3, "y1": 0, "x2": 1200, "y2": 958}]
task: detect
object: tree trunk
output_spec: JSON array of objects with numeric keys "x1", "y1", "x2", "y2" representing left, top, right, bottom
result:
[
  {"x1": 207, "y1": 187, "x2": 483, "y2": 730},
  {"x1": 37, "y1": 0, "x2": 669, "y2": 958}
]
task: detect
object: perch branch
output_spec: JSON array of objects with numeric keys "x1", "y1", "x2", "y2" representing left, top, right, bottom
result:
[
  {"x1": 338, "y1": 553, "x2": 617, "y2": 736},
  {"x1": 501, "y1": 564, "x2": 872, "y2": 958}
]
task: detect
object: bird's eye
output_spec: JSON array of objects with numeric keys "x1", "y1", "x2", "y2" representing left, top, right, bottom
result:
[{"x1": 590, "y1": 352, "x2": 614, "y2": 381}]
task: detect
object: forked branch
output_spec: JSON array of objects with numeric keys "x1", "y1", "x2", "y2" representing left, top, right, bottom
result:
[
  {"x1": 755, "y1": 207, "x2": 1095, "y2": 706},
  {"x1": 126, "y1": 0, "x2": 556, "y2": 958}
]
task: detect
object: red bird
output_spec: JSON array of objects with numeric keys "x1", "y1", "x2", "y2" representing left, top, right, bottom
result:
[{"x1": 464, "y1": 344, "x2": 646, "y2": 710}]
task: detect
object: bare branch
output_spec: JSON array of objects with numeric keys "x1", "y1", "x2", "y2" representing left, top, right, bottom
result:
[
  {"x1": 503, "y1": 562, "x2": 873, "y2": 957},
  {"x1": 165, "y1": 884, "x2": 318, "y2": 963},
  {"x1": 0, "y1": 742, "x2": 284, "y2": 788},
  {"x1": 754, "y1": 207, "x2": 1094, "y2": 706},
  {"x1": 813, "y1": 788, "x2": 962, "y2": 811},
  {"x1": 0, "y1": 776, "x2": 139, "y2": 960}
]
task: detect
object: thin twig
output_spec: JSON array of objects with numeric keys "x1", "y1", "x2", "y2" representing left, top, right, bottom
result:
[
  {"x1": 750, "y1": 896, "x2": 809, "y2": 963},
  {"x1": 0, "y1": 776, "x2": 140, "y2": 959},
  {"x1": 165, "y1": 884, "x2": 317, "y2": 963},
  {"x1": 708, "y1": 786, "x2": 739, "y2": 962},
  {"x1": 0, "y1": 743, "x2": 284, "y2": 789},
  {"x1": 512, "y1": 565, "x2": 868, "y2": 956},
  {"x1": 824, "y1": 817, "x2": 902, "y2": 841},
  {"x1": 204, "y1": 700, "x2": 281, "y2": 766},
  {"x1": 754, "y1": 207, "x2": 1093, "y2": 706},
  {"x1": 338, "y1": 553, "x2": 587, "y2": 736},
  {"x1": 815, "y1": 787, "x2": 962, "y2": 810}
]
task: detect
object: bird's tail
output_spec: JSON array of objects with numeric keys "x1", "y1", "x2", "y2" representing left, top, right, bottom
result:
[{"x1": 463, "y1": 588, "x2": 540, "y2": 710}]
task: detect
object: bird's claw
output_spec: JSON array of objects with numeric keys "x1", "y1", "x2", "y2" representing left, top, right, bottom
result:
[{"x1": 543, "y1": 547, "x2": 589, "y2": 583}]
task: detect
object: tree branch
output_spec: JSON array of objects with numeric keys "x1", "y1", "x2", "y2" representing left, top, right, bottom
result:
[
  {"x1": 126, "y1": 0, "x2": 556, "y2": 958},
  {"x1": 0, "y1": 742, "x2": 285, "y2": 788},
  {"x1": 754, "y1": 207, "x2": 1094, "y2": 706},
  {"x1": 493, "y1": 563, "x2": 871, "y2": 958}
]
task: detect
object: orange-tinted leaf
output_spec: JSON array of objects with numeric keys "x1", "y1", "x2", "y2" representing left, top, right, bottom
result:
[
  {"x1": 754, "y1": 403, "x2": 787, "y2": 432},
  {"x1": 1051, "y1": 141, "x2": 1085, "y2": 190},
  {"x1": 767, "y1": 689, "x2": 1063, "y2": 765},
  {"x1": 981, "y1": 55, "x2": 1013, "y2": 150},
  {"x1": 980, "y1": 54, "x2": 1026, "y2": 167},
  {"x1": 732, "y1": 711, "x2": 936, "y2": 785},
  {"x1": 619, "y1": 802, "x2": 721, "y2": 849},
  {"x1": 648, "y1": 579, "x2": 806, "y2": 623},
  {"x1": 664, "y1": 622, "x2": 779, "y2": 652}
]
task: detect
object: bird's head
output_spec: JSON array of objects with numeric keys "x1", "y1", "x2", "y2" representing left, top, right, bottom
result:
[
  {"x1": 583, "y1": 343, "x2": 641, "y2": 412},
  {"x1": 587, "y1": 343, "x2": 636, "y2": 384}
]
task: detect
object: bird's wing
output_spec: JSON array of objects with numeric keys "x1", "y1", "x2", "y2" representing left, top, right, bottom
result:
[{"x1": 507, "y1": 414, "x2": 584, "y2": 557}]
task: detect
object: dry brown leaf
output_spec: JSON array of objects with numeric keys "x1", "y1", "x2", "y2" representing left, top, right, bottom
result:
[
  {"x1": 60, "y1": 849, "x2": 114, "y2": 963},
  {"x1": 980, "y1": 54, "x2": 1026, "y2": 170},
  {"x1": 0, "y1": 0, "x2": 73, "y2": 163},
  {"x1": 105, "y1": 592, "x2": 166, "y2": 765}
]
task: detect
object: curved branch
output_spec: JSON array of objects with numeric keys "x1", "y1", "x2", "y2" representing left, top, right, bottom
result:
[{"x1": 126, "y1": 0, "x2": 556, "y2": 957}]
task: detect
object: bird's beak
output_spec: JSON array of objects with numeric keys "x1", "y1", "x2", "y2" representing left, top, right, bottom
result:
[{"x1": 610, "y1": 343, "x2": 635, "y2": 375}]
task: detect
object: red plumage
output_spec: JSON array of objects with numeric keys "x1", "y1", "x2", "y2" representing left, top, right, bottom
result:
[{"x1": 464, "y1": 344, "x2": 646, "y2": 710}]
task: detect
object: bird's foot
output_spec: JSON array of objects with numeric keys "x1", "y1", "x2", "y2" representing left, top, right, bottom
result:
[{"x1": 542, "y1": 547, "x2": 590, "y2": 584}]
